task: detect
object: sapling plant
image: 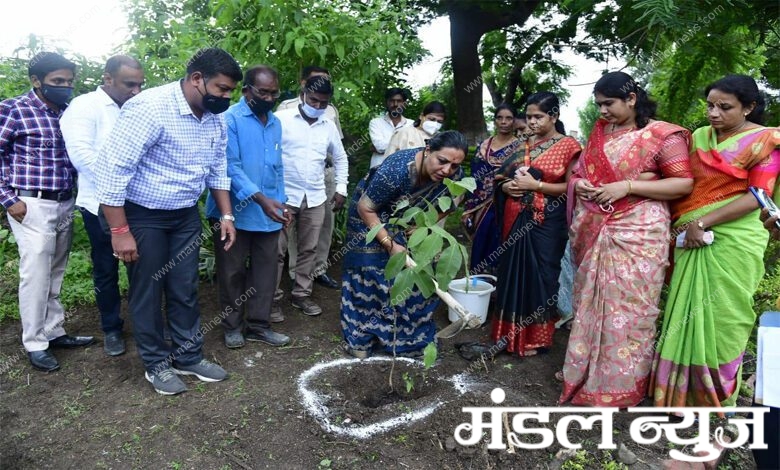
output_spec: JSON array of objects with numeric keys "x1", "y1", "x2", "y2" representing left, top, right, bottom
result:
[{"x1": 366, "y1": 177, "x2": 476, "y2": 392}]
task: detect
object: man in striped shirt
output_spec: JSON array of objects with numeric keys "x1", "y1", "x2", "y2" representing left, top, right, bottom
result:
[
  {"x1": 0, "y1": 52, "x2": 95, "y2": 373},
  {"x1": 96, "y1": 48, "x2": 241, "y2": 395}
]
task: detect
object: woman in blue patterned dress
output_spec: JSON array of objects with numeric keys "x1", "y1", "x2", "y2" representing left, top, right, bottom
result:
[{"x1": 340, "y1": 131, "x2": 467, "y2": 358}]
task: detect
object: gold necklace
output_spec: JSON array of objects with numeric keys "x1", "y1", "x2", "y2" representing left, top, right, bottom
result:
[{"x1": 716, "y1": 120, "x2": 748, "y2": 142}]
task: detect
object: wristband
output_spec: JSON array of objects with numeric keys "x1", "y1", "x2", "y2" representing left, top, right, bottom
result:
[{"x1": 110, "y1": 224, "x2": 130, "y2": 235}]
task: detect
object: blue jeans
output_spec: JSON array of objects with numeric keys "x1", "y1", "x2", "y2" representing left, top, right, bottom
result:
[
  {"x1": 114, "y1": 202, "x2": 204, "y2": 372},
  {"x1": 80, "y1": 208, "x2": 123, "y2": 334}
]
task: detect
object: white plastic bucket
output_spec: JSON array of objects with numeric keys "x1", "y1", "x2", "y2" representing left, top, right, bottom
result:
[{"x1": 447, "y1": 275, "x2": 497, "y2": 326}]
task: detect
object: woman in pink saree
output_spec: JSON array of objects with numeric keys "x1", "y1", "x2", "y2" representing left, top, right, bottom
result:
[{"x1": 559, "y1": 72, "x2": 694, "y2": 407}]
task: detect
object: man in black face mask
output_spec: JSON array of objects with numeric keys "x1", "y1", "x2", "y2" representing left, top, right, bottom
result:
[
  {"x1": 204, "y1": 65, "x2": 292, "y2": 348},
  {"x1": 0, "y1": 52, "x2": 96, "y2": 373},
  {"x1": 95, "y1": 48, "x2": 242, "y2": 396}
]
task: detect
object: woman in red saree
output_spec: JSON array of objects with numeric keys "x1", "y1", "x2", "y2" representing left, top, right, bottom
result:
[
  {"x1": 560, "y1": 72, "x2": 694, "y2": 407},
  {"x1": 490, "y1": 92, "x2": 581, "y2": 357}
]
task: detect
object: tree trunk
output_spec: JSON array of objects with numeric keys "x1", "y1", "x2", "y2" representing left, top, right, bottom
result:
[
  {"x1": 445, "y1": 0, "x2": 541, "y2": 145},
  {"x1": 449, "y1": 8, "x2": 487, "y2": 145}
]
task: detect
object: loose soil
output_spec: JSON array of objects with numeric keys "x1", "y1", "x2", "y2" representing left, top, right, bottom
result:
[{"x1": 0, "y1": 257, "x2": 759, "y2": 469}]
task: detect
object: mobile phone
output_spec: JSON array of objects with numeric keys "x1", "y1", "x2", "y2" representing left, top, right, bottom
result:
[{"x1": 749, "y1": 186, "x2": 780, "y2": 230}]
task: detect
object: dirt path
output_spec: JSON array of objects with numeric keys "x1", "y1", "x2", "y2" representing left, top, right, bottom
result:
[{"x1": 0, "y1": 263, "x2": 758, "y2": 469}]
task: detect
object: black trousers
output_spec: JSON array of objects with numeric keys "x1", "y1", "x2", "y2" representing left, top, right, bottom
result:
[
  {"x1": 119, "y1": 202, "x2": 204, "y2": 372},
  {"x1": 211, "y1": 221, "x2": 280, "y2": 333}
]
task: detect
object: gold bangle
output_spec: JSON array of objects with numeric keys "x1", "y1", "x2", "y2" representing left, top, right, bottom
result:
[
  {"x1": 626, "y1": 180, "x2": 632, "y2": 195},
  {"x1": 379, "y1": 235, "x2": 391, "y2": 246},
  {"x1": 537, "y1": 181, "x2": 544, "y2": 191}
]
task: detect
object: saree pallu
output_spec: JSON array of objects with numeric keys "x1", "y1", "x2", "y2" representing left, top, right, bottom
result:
[
  {"x1": 462, "y1": 138, "x2": 520, "y2": 275},
  {"x1": 560, "y1": 120, "x2": 691, "y2": 407},
  {"x1": 490, "y1": 136, "x2": 581, "y2": 356},
  {"x1": 650, "y1": 126, "x2": 780, "y2": 409}
]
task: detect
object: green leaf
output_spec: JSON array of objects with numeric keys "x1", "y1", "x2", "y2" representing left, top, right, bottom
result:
[
  {"x1": 385, "y1": 252, "x2": 406, "y2": 280},
  {"x1": 259, "y1": 32, "x2": 271, "y2": 51},
  {"x1": 423, "y1": 343, "x2": 437, "y2": 369},
  {"x1": 394, "y1": 198, "x2": 410, "y2": 212},
  {"x1": 411, "y1": 270, "x2": 435, "y2": 298},
  {"x1": 294, "y1": 37, "x2": 305, "y2": 57},
  {"x1": 435, "y1": 245, "x2": 462, "y2": 288},
  {"x1": 398, "y1": 206, "x2": 422, "y2": 224},
  {"x1": 365, "y1": 222, "x2": 384, "y2": 243},
  {"x1": 390, "y1": 269, "x2": 414, "y2": 305},
  {"x1": 438, "y1": 196, "x2": 452, "y2": 213},
  {"x1": 415, "y1": 234, "x2": 443, "y2": 267},
  {"x1": 407, "y1": 227, "x2": 429, "y2": 248},
  {"x1": 444, "y1": 177, "x2": 477, "y2": 197},
  {"x1": 424, "y1": 201, "x2": 439, "y2": 226},
  {"x1": 429, "y1": 224, "x2": 457, "y2": 246},
  {"x1": 335, "y1": 43, "x2": 345, "y2": 60}
]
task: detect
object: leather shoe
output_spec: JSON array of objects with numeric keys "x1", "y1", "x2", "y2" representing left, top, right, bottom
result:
[
  {"x1": 49, "y1": 334, "x2": 96, "y2": 349},
  {"x1": 103, "y1": 331, "x2": 126, "y2": 356},
  {"x1": 314, "y1": 273, "x2": 339, "y2": 289},
  {"x1": 28, "y1": 350, "x2": 60, "y2": 372}
]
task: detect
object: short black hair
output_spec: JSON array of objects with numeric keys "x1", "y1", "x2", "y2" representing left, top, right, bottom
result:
[
  {"x1": 705, "y1": 74, "x2": 766, "y2": 125},
  {"x1": 427, "y1": 130, "x2": 468, "y2": 155},
  {"x1": 186, "y1": 48, "x2": 242, "y2": 82},
  {"x1": 104, "y1": 55, "x2": 142, "y2": 75},
  {"x1": 304, "y1": 75, "x2": 333, "y2": 95},
  {"x1": 301, "y1": 65, "x2": 329, "y2": 81},
  {"x1": 243, "y1": 65, "x2": 279, "y2": 88},
  {"x1": 385, "y1": 87, "x2": 410, "y2": 101},
  {"x1": 28, "y1": 52, "x2": 76, "y2": 79}
]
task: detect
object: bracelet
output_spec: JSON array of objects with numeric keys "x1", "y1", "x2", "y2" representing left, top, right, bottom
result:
[
  {"x1": 379, "y1": 235, "x2": 391, "y2": 247},
  {"x1": 626, "y1": 180, "x2": 632, "y2": 195},
  {"x1": 110, "y1": 224, "x2": 130, "y2": 235},
  {"x1": 537, "y1": 181, "x2": 544, "y2": 191}
]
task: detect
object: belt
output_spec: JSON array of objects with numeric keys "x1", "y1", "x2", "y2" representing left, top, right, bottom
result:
[{"x1": 14, "y1": 189, "x2": 73, "y2": 202}]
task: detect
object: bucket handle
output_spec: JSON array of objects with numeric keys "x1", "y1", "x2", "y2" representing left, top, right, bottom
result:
[{"x1": 468, "y1": 274, "x2": 497, "y2": 286}]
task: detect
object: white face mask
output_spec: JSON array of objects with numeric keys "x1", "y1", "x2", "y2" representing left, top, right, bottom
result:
[
  {"x1": 301, "y1": 97, "x2": 326, "y2": 119},
  {"x1": 422, "y1": 120, "x2": 443, "y2": 135}
]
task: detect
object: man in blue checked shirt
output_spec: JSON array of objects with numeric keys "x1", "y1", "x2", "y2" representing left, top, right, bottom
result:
[
  {"x1": 0, "y1": 52, "x2": 95, "y2": 373},
  {"x1": 205, "y1": 65, "x2": 292, "y2": 349},
  {"x1": 96, "y1": 48, "x2": 241, "y2": 396}
]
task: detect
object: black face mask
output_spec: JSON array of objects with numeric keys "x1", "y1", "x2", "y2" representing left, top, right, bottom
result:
[
  {"x1": 198, "y1": 79, "x2": 230, "y2": 114},
  {"x1": 40, "y1": 85, "x2": 73, "y2": 107},
  {"x1": 247, "y1": 97, "x2": 274, "y2": 116}
]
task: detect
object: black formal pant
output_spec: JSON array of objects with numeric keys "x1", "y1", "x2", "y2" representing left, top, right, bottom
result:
[{"x1": 119, "y1": 202, "x2": 204, "y2": 372}]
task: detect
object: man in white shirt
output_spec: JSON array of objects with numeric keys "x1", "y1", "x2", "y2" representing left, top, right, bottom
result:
[
  {"x1": 275, "y1": 75, "x2": 348, "y2": 316},
  {"x1": 60, "y1": 55, "x2": 144, "y2": 357},
  {"x1": 368, "y1": 87, "x2": 412, "y2": 168},
  {"x1": 277, "y1": 66, "x2": 344, "y2": 291}
]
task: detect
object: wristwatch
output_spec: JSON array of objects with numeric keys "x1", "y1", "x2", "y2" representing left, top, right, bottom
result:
[
  {"x1": 220, "y1": 214, "x2": 236, "y2": 222},
  {"x1": 696, "y1": 220, "x2": 705, "y2": 230}
]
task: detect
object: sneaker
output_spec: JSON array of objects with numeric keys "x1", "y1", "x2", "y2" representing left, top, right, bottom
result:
[
  {"x1": 224, "y1": 330, "x2": 245, "y2": 349},
  {"x1": 274, "y1": 289, "x2": 284, "y2": 301},
  {"x1": 270, "y1": 302, "x2": 284, "y2": 323},
  {"x1": 246, "y1": 329, "x2": 290, "y2": 346},
  {"x1": 172, "y1": 359, "x2": 228, "y2": 382},
  {"x1": 145, "y1": 369, "x2": 187, "y2": 395},
  {"x1": 291, "y1": 296, "x2": 322, "y2": 316},
  {"x1": 103, "y1": 331, "x2": 126, "y2": 356}
]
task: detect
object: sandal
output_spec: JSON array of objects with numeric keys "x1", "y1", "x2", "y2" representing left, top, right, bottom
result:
[{"x1": 455, "y1": 342, "x2": 494, "y2": 361}]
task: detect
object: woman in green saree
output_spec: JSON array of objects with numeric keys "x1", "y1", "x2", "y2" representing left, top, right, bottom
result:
[{"x1": 650, "y1": 75, "x2": 780, "y2": 409}]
